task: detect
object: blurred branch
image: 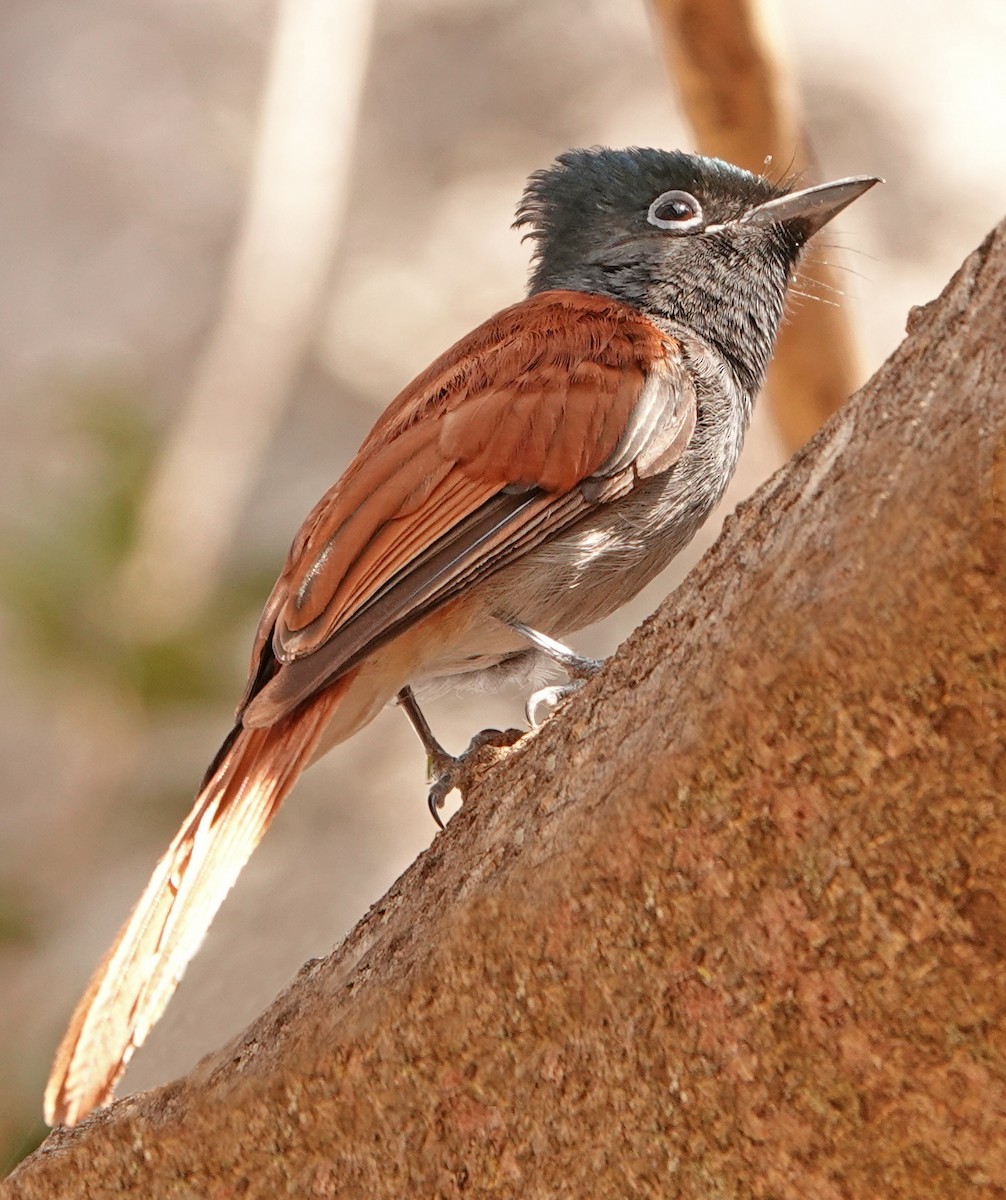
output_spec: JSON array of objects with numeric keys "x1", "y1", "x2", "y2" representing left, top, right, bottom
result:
[
  {"x1": 117, "y1": 0, "x2": 375, "y2": 638},
  {"x1": 647, "y1": 0, "x2": 800, "y2": 169},
  {"x1": 646, "y1": 0, "x2": 867, "y2": 449}
]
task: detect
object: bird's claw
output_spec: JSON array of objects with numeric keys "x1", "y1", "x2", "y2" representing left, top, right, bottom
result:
[
  {"x1": 426, "y1": 726, "x2": 523, "y2": 828},
  {"x1": 524, "y1": 655, "x2": 603, "y2": 728},
  {"x1": 525, "y1": 679, "x2": 582, "y2": 728},
  {"x1": 427, "y1": 776, "x2": 452, "y2": 829}
]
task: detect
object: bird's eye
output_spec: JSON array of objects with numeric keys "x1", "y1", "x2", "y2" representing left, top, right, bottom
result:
[{"x1": 647, "y1": 190, "x2": 703, "y2": 232}]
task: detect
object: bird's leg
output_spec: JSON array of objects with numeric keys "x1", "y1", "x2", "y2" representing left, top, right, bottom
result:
[
  {"x1": 396, "y1": 687, "x2": 521, "y2": 828},
  {"x1": 505, "y1": 620, "x2": 604, "y2": 677},
  {"x1": 504, "y1": 619, "x2": 605, "y2": 729}
]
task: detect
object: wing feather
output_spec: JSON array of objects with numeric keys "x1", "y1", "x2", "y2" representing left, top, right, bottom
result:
[{"x1": 240, "y1": 290, "x2": 695, "y2": 726}]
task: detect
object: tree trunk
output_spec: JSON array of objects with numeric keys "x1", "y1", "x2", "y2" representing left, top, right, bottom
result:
[{"x1": 6, "y1": 221, "x2": 1003, "y2": 1200}]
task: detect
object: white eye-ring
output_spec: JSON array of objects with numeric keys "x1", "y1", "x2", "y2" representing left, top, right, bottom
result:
[{"x1": 647, "y1": 189, "x2": 704, "y2": 232}]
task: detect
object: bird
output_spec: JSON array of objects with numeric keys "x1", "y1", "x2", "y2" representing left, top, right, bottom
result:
[{"x1": 44, "y1": 147, "x2": 879, "y2": 1126}]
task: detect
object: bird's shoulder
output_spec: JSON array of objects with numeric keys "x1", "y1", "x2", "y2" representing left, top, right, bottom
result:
[{"x1": 353, "y1": 288, "x2": 678, "y2": 462}]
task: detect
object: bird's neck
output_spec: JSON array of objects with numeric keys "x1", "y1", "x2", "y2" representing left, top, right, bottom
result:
[
  {"x1": 531, "y1": 258, "x2": 791, "y2": 400},
  {"x1": 646, "y1": 278, "x2": 786, "y2": 400}
]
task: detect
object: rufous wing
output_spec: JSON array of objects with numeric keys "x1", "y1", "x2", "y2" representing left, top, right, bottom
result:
[{"x1": 241, "y1": 290, "x2": 695, "y2": 726}]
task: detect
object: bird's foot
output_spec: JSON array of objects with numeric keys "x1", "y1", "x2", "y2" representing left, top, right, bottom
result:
[
  {"x1": 525, "y1": 665, "x2": 608, "y2": 727},
  {"x1": 426, "y1": 726, "x2": 524, "y2": 828},
  {"x1": 524, "y1": 681, "x2": 576, "y2": 728},
  {"x1": 503, "y1": 617, "x2": 605, "y2": 727}
]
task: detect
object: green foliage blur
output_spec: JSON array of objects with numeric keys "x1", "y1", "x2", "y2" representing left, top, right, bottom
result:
[{"x1": 0, "y1": 390, "x2": 275, "y2": 712}]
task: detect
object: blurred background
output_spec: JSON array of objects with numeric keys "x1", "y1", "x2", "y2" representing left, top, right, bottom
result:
[{"x1": 2, "y1": 0, "x2": 1004, "y2": 1169}]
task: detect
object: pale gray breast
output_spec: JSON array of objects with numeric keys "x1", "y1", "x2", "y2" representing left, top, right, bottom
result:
[{"x1": 489, "y1": 333, "x2": 753, "y2": 637}]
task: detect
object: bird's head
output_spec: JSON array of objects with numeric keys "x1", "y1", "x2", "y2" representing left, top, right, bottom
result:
[{"x1": 516, "y1": 147, "x2": 879, "y2": 392}]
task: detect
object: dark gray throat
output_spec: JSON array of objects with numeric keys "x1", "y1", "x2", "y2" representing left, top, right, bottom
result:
[
  {"x1": 646, "y1": 274, "x2": 788, "y2": 400},
  {"x1": 531, "y1": 250, "x2": 793, "y2": 400}
]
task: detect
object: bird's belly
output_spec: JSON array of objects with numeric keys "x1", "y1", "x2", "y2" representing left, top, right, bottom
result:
[
  {"x1": 412, "y1": 386, "x2": 746, "y2": 693},
  {"x1": 492, "y1": 471, "x2": 719, "y2": 635},
  {"x1": 412, "y1": 468, "x2": 721, "y2": 693}
]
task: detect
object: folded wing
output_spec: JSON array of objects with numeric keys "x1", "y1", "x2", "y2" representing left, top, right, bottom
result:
[{"x1": 242, "y1": 289, "x2": 696, "y2": 725}]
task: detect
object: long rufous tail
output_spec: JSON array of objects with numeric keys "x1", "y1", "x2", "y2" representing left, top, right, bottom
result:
[{"x1": 44, "y1": 682, "x2": 349, "y2": 1127}]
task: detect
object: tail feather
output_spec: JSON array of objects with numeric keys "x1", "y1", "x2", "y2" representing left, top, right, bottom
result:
[{"x1": 44, "y1": 682, "x2": 349, "y2": 1127}]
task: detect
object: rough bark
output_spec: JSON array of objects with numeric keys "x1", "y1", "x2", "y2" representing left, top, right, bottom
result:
[{"x1": 5, "y1": 223, "x2": 1004, "y2": 1199}]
